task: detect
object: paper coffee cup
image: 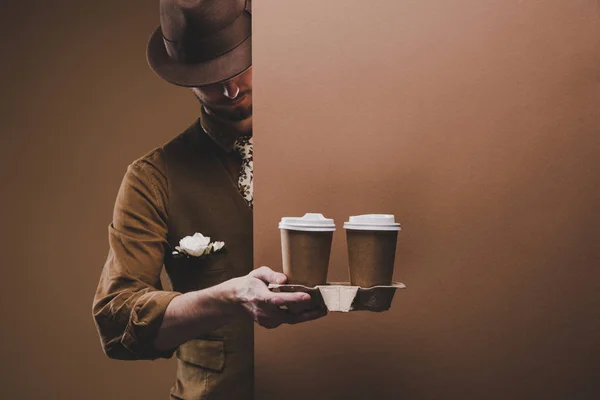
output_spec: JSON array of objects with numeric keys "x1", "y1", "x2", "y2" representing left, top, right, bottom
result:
[
  {"x1": 279, "y1": 213, "x2": 335, "y2": 287},
  {"x1": 343, "y1": 214, "x2": 400, "y2": 287}
]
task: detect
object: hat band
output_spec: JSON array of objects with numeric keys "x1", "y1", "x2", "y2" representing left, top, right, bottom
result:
[{"x1": 162, "y1": 11, "x2": 251, "y2": 64}]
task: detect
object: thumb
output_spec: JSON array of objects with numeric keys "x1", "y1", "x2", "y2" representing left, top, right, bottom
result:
[{"x1": 250, "y1": 266, "x2": 288, "y2": 284}]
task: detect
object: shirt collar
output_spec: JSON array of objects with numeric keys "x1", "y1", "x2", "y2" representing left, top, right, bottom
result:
[{"x1": 199, "y1": 105, "x2": 253, "y2": 154}]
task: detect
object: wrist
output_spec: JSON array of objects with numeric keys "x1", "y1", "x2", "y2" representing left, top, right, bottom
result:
[{"x1": 211, "y1": 278, "x2": 245, "y2": 315}]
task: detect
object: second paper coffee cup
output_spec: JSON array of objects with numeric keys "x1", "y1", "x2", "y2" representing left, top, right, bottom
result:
[
  {"x1": 279, "y1": 213, "x2": 335, "y2": 287},
  {"x1": 344, "y1": 214, "x2": 401, "y2": 288}
]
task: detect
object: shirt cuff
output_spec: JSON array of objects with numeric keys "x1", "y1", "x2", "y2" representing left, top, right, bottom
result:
[{"x1": 121, "y1": 290, "x2": 182, "y2": 360}]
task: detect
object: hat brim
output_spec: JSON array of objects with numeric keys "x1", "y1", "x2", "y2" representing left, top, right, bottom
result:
[{"x1": 146, "y1": 25, "x2": 251, "y2": 87}]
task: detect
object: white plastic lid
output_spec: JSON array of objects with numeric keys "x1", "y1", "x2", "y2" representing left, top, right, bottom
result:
[
  {"x1": 343, "y1": 214, "x2": 401, "y2": 231},
  {"x1": 278, "y1": 213, "x2": 336, "y2": 232}
]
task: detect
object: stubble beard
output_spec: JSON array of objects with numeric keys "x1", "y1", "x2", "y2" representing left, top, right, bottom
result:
[
  {"x1": 194, "y1": 91, "x2": 253, "y2": 122},
  {"x1": 213, "y1": 103, "x2": 253, "y2": 121}
]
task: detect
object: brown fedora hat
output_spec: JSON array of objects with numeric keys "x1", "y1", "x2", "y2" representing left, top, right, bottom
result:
[{"x1": 147, "y1": 0, "x2": 252, "y2": 87}]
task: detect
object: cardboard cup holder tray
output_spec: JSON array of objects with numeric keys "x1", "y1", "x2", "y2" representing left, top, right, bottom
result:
[{"x1": 268, "y1": 282, "x2": 406, "y2": 312}]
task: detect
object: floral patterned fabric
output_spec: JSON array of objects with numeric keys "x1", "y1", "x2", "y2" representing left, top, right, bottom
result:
[{"x1": 233, "y1": 136, "x2": 253, "y2": 209}]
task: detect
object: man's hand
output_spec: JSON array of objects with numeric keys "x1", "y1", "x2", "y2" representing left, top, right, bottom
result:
[
  {"x1": 227, "y1": 266, "x2": 327, "y2": 329},
  {"x1": 155, "y1": 266, "x2": 327, "y2": 351}
]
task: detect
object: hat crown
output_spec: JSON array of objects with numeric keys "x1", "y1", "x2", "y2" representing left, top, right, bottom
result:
[
  {"x1": 147, "y1": 0, "x2": 252, "y2": 86},
  {"x1": 159, "y1": 0, "x2": 250, "y2": 64},
  {"x1": 161, "y1": 0, "x2": 246, "y2": 39}
]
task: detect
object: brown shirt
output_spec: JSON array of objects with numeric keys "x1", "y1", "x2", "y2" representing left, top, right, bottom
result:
[{"x1": 92, "y1": 107, "x2": 250, "y2": 361}]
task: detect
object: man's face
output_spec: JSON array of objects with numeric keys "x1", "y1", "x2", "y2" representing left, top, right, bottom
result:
[{"x1": 192, "y1": 66, "x2": 252, "y2": 121}]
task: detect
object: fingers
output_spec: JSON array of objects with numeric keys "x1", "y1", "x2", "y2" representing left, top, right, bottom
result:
[
  {"x1": 249, "y1": 267, "x2": 314, "y2": 305},
  {"x1": 246, "y1": 266, "x2": 329, "y2": 329},
  {"x1": 265, "y1": 291, "x2": 311, "y2": 306},
  {"x1": 250, "y1": 266, "x2": 287, "y2": 284}
]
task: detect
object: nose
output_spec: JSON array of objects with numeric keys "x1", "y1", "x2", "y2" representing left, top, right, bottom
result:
[{"x1": 222, "y1": 80, "x2": 240, "y2": 99}]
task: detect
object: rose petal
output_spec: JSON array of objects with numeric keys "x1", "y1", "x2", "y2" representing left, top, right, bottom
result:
[{"x1": 203, "y1": 243, "x2": 214, "y2": 256}]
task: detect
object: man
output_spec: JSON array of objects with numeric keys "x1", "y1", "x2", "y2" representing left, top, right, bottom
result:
[{"x1": 92, "y1": 1, "x2": 326, "y2": 399}]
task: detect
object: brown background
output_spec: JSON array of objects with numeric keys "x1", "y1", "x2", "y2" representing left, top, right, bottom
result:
[
  {"x1": 1, "y1": 1, "x2": 193, "y2": 399},
  {"x1": 1, "y1": 1, "x2": 599, "y2": 399},
  {"x1": 253, "y1": 0, "x2": 600, "y2": 399}
]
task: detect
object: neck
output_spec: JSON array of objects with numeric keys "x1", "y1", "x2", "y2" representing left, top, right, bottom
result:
[
  {"x1": 203, "y1": 106, "x2": 252, "y2": 136},
  {"x1": 200, "y1": 105, "x2": 252, "y2": 152}
]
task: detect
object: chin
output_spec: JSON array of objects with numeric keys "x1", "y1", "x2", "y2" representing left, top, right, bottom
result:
[{"x1": 231, "y1": 105, "x2": 253, "y2": 121}]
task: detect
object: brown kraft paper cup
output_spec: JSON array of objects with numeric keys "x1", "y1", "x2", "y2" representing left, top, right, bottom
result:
[
  {"x1": 344, "y1": 214, "x2": 401, "y2": 288},
  {"x1": 278, "y1": 213, "x2": 336, "y2": 287},
  {"x1": 280, "y1": 229, "x2": 333, "y2": 287},
  {"x1": 346, "y1": 229, "x2": 398, "y2": 287}
]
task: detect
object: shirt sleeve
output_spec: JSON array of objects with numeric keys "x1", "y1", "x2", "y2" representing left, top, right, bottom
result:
[{"x1": 92, "y1": 147, "x2": 182, "y2": 360}]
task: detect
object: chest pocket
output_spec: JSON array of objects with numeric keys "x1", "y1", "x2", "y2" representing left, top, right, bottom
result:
[
  {"x1": 178, "y1": 252, "x2": 228, "y2": 272},
  {"x1": 165, "y1": 252, "x2": 230, "y2": 293}
]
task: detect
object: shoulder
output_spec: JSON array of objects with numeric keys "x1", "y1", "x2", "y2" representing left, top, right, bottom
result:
[
  {"x1": 123, "y1": 120, "x2": 218, "y2": 198},
  {"x1": 122, "y1": 131, "x2": 186, "y2": 215},
  {"x1": 162, "y1": 119, "x2": 216, "y2": 160},
  {"x1": 130, "y1": 146, "x2": 167, "y2": 183},
  {"x1": 113, "y1": 146, "x2": 168, "y2": 219},
  {"x1": 128, "y1": 119, "x2": 206, "y2": 182}
]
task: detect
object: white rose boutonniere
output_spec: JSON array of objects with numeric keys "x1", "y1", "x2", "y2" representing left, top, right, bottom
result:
[{"x1": 172, "y1": 233, "x2": 226, "y2": 258}]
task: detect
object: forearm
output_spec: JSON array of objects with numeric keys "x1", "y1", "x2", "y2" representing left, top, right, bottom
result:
[{"x1": 154, "y1": 280, "x2": 241, "y2": 351}]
